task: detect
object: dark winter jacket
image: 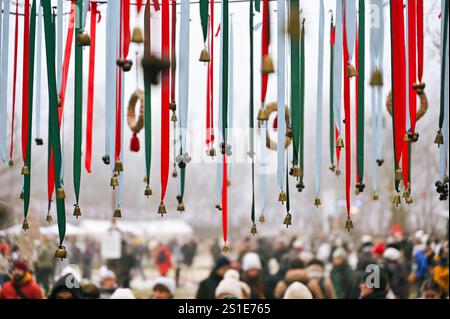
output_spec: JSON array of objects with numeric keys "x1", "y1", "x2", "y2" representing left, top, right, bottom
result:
[
  {"x1": 196, "y1": 271, "x2": 223, "y2": 299},
  {"x1": 331, "y1": 263, "x2": 353, "y2": 299}
]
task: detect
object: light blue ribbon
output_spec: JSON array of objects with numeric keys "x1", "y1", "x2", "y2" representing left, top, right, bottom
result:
[
  {"x1": 0, "y1": 0, "x2": 10, "y2": 164},
  {"x1": 277, "y1": 0, "x2": 286, "y2": 192},
  {"x1": 345, "y1": 0, "x2": 357, "y2": 64},
  {"x1": 333, "y1": 0, "x2": 343, "y2": 135}
]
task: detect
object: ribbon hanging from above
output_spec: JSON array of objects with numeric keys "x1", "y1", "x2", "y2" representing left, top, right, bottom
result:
[
  {"x1": 297, "y1": 19, "x2": 306, "y2": 194},
  {"x1": 277, "y1": 0, "x2": 286, "y2": 202},
  {"x1": 249, "y1": 0, "x2": 256, "y2": 235},
  {"x1": 228, "y1": 14, "x2": 234, "y2": 182},
  {"x1": 345, "y1": 0, "x2": 357, "y2": 77},
  {"x1": 170, "y1": 0, "x2": 177, "y2": 179},
  {"x1": 56, "y1": 0, "x2": 63, "y2": 89},
  {"x1": 0, "y1": 0, "x2": 11, "y2": 164},
  {"x1": 206, "y1": 11, "x2": 216, "y2": 155},
  {"x1": 329, "y1": 14, "x2": 336, "y2": 173},
  {"x1": 333, "y1": 0, "x2": 344, "y2": 145},
  {"x1": 34, "y1": 1, "x2": 44, "y2": 146},
  {"x1": 199, "y1": 0, "x2": 210, "y2": 61},
  {"x1": 21, "y1": 0, "x2": 31, "y2": 171}
]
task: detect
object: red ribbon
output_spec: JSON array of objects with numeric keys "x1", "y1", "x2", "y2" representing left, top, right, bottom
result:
[
  {"x1": 21, "y1": 0, "x2": 30, "y2": 164},
  {"x1": 9, "y1": 2, "x2": 20, "y2": 162},
  {"x1": 417, "y1": 0, "x2": 424, "y2": 82},
  {"x1": 222, "y1": 154, "x2": 228, "y2": 244},
  {"x1": 206, "y1": 16, "x2": 215, "y2": 147},
  {"x1": 153, "y1": 0, "x2": 160, "y2": 11},
  {"x1": 355, "y1": 23, "x2": 360, "y2": 184},
  {"x1": 170, "y1": 0, "x2": 176, "y2": 103},
  {"x1": 261, "y1": 0, "x2": 269, "y2": 104},
  {"x1": 343, "y1": 8, "x2": 351, "y2": 218},
  {"x1": 85, "y1": 2, "x2": 100, "y2": 173},
  {"x1": 136, "y1": 0, "x2": 143, "y2": 13},
  {"x1": 161, "y1": 0, "x2": 170, "y2": 201},
  {"x1": 408, "y1": 0, "x2": 418, "y2": 135},
  {"x1": 123, "y1": 0, "x2": 131, "y2": 60}
]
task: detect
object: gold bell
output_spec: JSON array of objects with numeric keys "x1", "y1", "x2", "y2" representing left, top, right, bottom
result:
[
  {"x1": 73, "y1": 205, "x2": 82, "y2": 219},
  {"x1": 46, "y1": 212, "x2": 53, "y2": 224},
  {"x1": 110, "y1": 175, "x2": 119, "y2": 189},
  {"x1": 257, "y1": 108, "x2": 269, "y2": 121},
  {"x1": 278, "y1": 191, "x2": 287, "y2": 205},
  {"x1": 172, "y1": 169, "x2": 178, "y2": 178},
  {"x1": 395, "y1": 169, "x2": 404, "y2": 181},
  {"x1": 19, "y1": 190, "x2": 24, "y2": 200},
  {"x1": 222, "y1": 244, "x2": 230, "y2": 254},
  {"x1": 113, "y1": 208, "x2": 122, "y2": 218},
  {"x1": 314, "y1": 196, "x2": 322, "y2": 208},
  {"x1": 158, "y1": 202, "x2": 167, "y2": 217},
  {"x1": 169, "y1": 102, "x2": 177, "y2": 112},
  {"x1": 131, "y1": 26, "x2": 144, "y2": 44},
  {"x1": 434, "y1": 131, "x2": 444, "y2": 145},
  {"x1": 250, "y1": 224, "x2": 257, "y2": 236},
  {"x1": 199, "y1": 48, "x2": 210, "y2": 62},
  {"x1": 444, "y1": 176, "x2": 449, "y2": 184},
  {"x1": 283, "y1": 213, "x2": 292, "y2": 228},
  {"x1": 208, "y1": 147, "x2": 217, "y2": 157},
  {"x1": 259, "y1": 214, "x2": 265, "y2": 224},
  {"x1": 405, "y1": 195, "x2": 414, "y2": 205},
  {"x1": 114, "y1": 161, "x2": 124, "y2": 173},
  {"x1": 393, "y1": 194, "x2": 401, "y2": 207},
  {"x1": 404, "y1": 133, "x2": 410, "y2": 142},
  {"x1": 336, "y1": 136, "x2": 345, "y2": 149},
  {"x1": 177, "y1": 202, "x2": 185, "y2": 213},
  {"x1": 22, "y1": 218, "x2": 29, "y2": 231},
  {"x1": 54, "y1": 246, "x2": 67, "y2": 260},
  {"x1": 76, "y1": 32, "x2": 91, "y2": 46},
  {"x1": 144, "y1": 186, "x2": 153, "y2": 197},
  {"x1": 262, "y1": 55, "x2": 275, "y2": 74},
  {"x1": 56, "y1": 187, "x2": 66, "y2": 199},
  {"x1": 345, "y1": 218, "x2": 354, "y2": 232},
  {"x1": 370, "y1": 69, "x2": 383, "y2": 86},
  {"x1": 171, "y1": 111, "x2": 177, "y2": 122},
  {"x1": 373, "y1": 192, "x2": 379, "y2": 201},
  {"x1": 21, "y1": 165, "x2": 30, "y2": 175},
  {"x1": 347, "y1": 64, "x2": 357, "y2": 77},
  {"x1": 403, "y1": 190, "x2": 410, "y2": 199},
  {"x1": 8, "y1": 159, "x2": 14, "y2": 167},
  {"x1": 293, "y1": 165, "x2": 303, "y2": 177}
]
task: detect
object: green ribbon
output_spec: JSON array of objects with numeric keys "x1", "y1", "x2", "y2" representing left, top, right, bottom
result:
[
  {"x1": 221, "y1": 0, "x2": 229, "y2": 143},
  {"x1": 42, "y1": 0, "x2": 66, "y2": 246},
  {"x1": 144, "y1": 1, "x2": 152, "y2": 187},
  {"x1": 329, "y1": 14, "x2": 335, "y2": 168},
  {"x1": 250, "y1": 0, "x2": 255, "y2": 226},
  {"x1": 439, "y1": 0, "x2": 449, "y2": 130},
  {"x1": 357, "y1": 0, "x2": 365, "y2": 184},
  {"x1": 73, "y1": 0, "x2": 83, "y2": 206},
  {"x1": 200, "y1": 0, "x2": 209, "y2": 44},
  {"x1": 23, "y1": 0, "x2": 37, "y2": 221},
  {"x1": 299, "y1": 19, "x2": 305, "y2": 182},
  {"x1": 290, "y1": 0, "x2": 300, "y2": 168},
  {"x1": 255, "y1": 0, "x2": 261, "y2": 12}
]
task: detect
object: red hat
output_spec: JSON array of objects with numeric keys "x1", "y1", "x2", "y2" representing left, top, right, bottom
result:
[
  {"x1": 372, "y1": 242, "x2": 386, "y2": 256},
  {"x1": 13, "y1": 260, "x2": 29, "y2": 273}
]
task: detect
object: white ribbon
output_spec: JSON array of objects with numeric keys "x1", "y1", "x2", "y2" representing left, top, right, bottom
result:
[
  {"x1": 82, "y1": 0, "x2": 89, "y2": 30},
  {"x1": 333, "y1": 0, "x2": 343, "y2": 135},
  {"x1": 0, "y1": 0, "x2": 10, "y2": 164},
  {"x1": 345, "y1": 0, "x2": 357, "y2": 64},
  {"x1": 315, "y1": 0, "x2": 325, "y2": 197},
  {"x1": 440, "y1": 0, "x2": 449, "y2": 181},
  {"x1": 34, "y1": 1, "x2": 43, "y2": 142},
  {"x1": 277, "y1": 0, "x2": 286, "y2": 192}
]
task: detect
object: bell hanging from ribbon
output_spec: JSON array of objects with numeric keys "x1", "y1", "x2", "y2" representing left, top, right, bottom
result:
[
  {"x1": 292, "y1": 165, "x2": 303, "y2": 178},
  {"x1": 250, "y1": 224, "x2": 258, "y2": 236},
  {"x1": 222, "y1": 244, "x2": 230, "y2": 254},
  {"x1": 21, "y1": 165, "x2": 30, "y2": 176},
  {"x1": 434, "y1": 131, "x2": 444, "y2": 145},
  {"x1": 54, "y1": 246, "x2": 67, "y2": 260},
  {"x1": 76, "y1": 31, "x2": 91, "y2": 47},
  {"x1": 262, "y1": 55, "x2": 275, "y2": 74},
  {"x1": 8, "y1": 159, "x2": 14, "y2": 167},
  {"x1": 395, "y1": 169, "x2": 404, "y2": 181},
  {"x1": 336, "y1": 136, "x2": 344, "y2": 149},
  {"x1": 346, "y1": 64, "x2": 357, "y2": 77},
  {"x1": 373, "y1": 192, "x2": 379, "y2": 201},
  {"x1": 405, "y1": 195, "x2": 414, "y2": 205},
  {"x1": 335, "y1": 168, "x2": 342, "y2": 177},
  {"x1": 158, "y1": 202, "x2": 167, "y2": 217},
  {"x1": 314, "y1": 196, "x2": 322, "y2": 208},
  {"x1": 73, "y1": 205, "x2": 82, "y2": 219},
  {"x1": 393, "y1": 193, "x2": 401, "y2": 207},
  {"x1": 370, "y1": 69, "x2": 383, "y2": 86},
  {"x1": 199, "y1": 47, "x2": 210, "y2": 62},
  {"x1": 257, "y1": 108, "x2": 269, "y2": 122},
  {"x1": 259, "y1": 214, "x2": 265, "y2": 224},
  {"x1": 144, "y1": 186, "x2": 153, "y2": 198},
  {"x1": 114, "y1": 161, "x2": 124, "y2": 173},
  {"x1": 110, "y1": 174, "x2": 119, "y2": 189},
  {"x1": 56, "y1": 188, "x2": 66, "y2": 199},
  {"x1": 283, "y1": 213, "x2": 292, "y2": 228},
  {"x1": 345, "y1": 218, "x2": 354, "y2": 232},
  {"x1": 113, "y1": 208, "x2": 122, "y2": 218},
  {"x1": 177, "y1": 202, "x2": 185, "y2": 213},
  {"x1": 46, "y1": 212, "x2": 53, "y2": 224},
  {"x1": 22, "y1": 218, "x2": 29, "y2": 231},
  {"x1": 278, "y1": 191, "x2": 287, "y2": 205},
  {"x1": 131, "y1": 27, "x2": 144, "y2": 44},
  {"x1": 207, "y1": 147, "x2": 217, "y2": 158}
]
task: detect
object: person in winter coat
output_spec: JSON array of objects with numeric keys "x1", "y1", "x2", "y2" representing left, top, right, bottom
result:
[
  {"x1": 154, "y1": 244, "x2": 173, "y2": 277},
  {"x1": 0, "y1": 260, "x2": 43, "y2": 299},
  {"x1": 196, "y1": 256, "x2": 231, "y2": 299},
  {"x1": 306, "y1": 259, "x2": 337, "y2": 299},
  {"x1": 241, "y1": 252, "x2": 265, "y2": 299},
  {"x1": 347, "y1": 254, "x2": 376, "y2": 299},
  {"x1": 380, "y1": 248, "x2": 409, "y2": 299},
  {"x1": 48, "y1": 274, "x2": 82, "y2": 299},
  {"x1": 359, "y1": 269, "x2": 389, "y2": 299},
  {"x1": 330, "y1": 248, "x2": 353, "y2": 299}
]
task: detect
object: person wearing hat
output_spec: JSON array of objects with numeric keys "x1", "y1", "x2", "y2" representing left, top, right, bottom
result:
[
  {"x1": 241, "y1": 252, "x2": 265, "y2": 299},
  {"x1": 98, "y1": 266, "x2": 118, "y2": 299},
  {"x1": 196, "y1": 256, "x2": 231, "y2": 299},
  {"x1": 48, "y1": 273, "x2": 82, "y2": 299},
  {"x1": 283, "y1": 282, "x2": 313, "y2": 299},
  {"x1": 150, "y1": 277, "x2": 176, "y2": 299},
  {"x1": 380, "y1": 248, "x2": 409, "y2": 299},
  {"x1": 215, "y1": 269, "x2": 246, "y2": 299},
  {"x1": 330, "y1": 247, "x2": 352, "y2": 299},
  {"x1": 0, "y1": 260, "x2": 43, "y2": 299},
  {"x1": 111, "y1": 288, "x2": 136, "y2": 299}
]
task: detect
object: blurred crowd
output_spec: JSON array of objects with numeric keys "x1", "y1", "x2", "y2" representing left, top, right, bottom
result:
[{"x1": 0, "y1": 229, "x2": 448, "y2": 300}]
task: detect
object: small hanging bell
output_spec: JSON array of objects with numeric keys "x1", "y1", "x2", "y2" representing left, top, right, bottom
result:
[
  {"x1": 199, "y1": 48, "x2": 210, "y2": 62},
  {"x1": 434, "y1": 131, "x2": 444, "y2": 145},
  {"x1": 8, "y1": 159, "x2": 14, "y2": 167},
  {"x1": 144, "y1": 186, "x2": 153, "y2": 197},
  {"x1": 177, "y1": 202, "x2": 185, "y2": 213},
  {"x1": 395, "y1": 169, "x2": 404, "y2": 181},
  {"x1": 113, "y1": 208, "x2": 122, "y2": 218},
  {"x1": 19, "y1": 190, "x2": 24, "y2": 200},
  {"x1": 403, "y1": 133, "x2": 410, "y2": 142},
  {"x1": 114, "y1": 161, "x2": 124, "y2": 173},
  {"x1": 207, "y1": 147, "x2": 217, "y2": 157},
  {"x1": 22, "y1": 218, "x2": 29, "y2": 231},
  {"x1": 293, "y1": 165, "x2": 303, "y2": 177},
  {"x1": 346, "y1": 64, "x2": 357, "y2": 77},
  {"x1": 250, "y1": 224, "x2": 257, "y2": 236},
  {"x1": 110, "y1": 175, "x2": 119, "y2": 189},
  {"x1": 283, "y1": 213, "x2": 292, "y2": 228},
  {"x1": 335, "y1": 169, "x2": 342, "y2": 177},
  {"x1": 172, "y1": 168, "x2": 178, "y2": 178},
  {"x1": 259, "y1": 214, "x2": 265, "y2": 224},
  {"x1": 345, "y1": 218, "x2": 354, "y2": 232},
  {"x1": 373, "y1": 192, "x2": 379, "y2": 201},
  {"x1": 393, "y1": 194, "x2": 401, "y2": 207},
  {"x1": 122, "y1": 59, "x2": 133, "y2": 72},
  {"x1": 54, "y1": 246, "x2": 67, "y2": 260},
  {"x1": 76, "y1": 31, "x2": 91, "y2": 46},
  {"x1": 314, "y1": 196, "x2": 322, "y2": 208},
  {"x1": 73, "y1": 205, "x2": 82, "y2": 219},
  {"x1": 222, "y1": 244, "x2": 230, "y2": 254},
  {"x1": 278, "y1": 191, "x2": 287, "y2": 205},
  {"x1": 171, "y1": 111, "x2": 177, "y2": 122},
  {"x1": 403, "y1": 190, "x2": 410, "y2": 199},
  {"x1": 336, "y1": 136, "x2": 344, "y2": 149},
  {"x1": 56, "y1": 187, "x2": 66, "y2": 199},
  {"x1": 116, "y1": 58, "x2": 125, "y2": 68},
  {"x1": 370, "y1": 69, "x2": 383, "y2": 86},
  {"x1": 169, "y1": 102, "x2": 177, "y2": 112},
  {"x1": 102, "y1": 155, "x2": 111, "y2": 165},
  {"x1": 21, "y1": 165, "x2": 30, "y2": 175},
  {"x1": 262, "y1": 55, "x2": 275, "y2": 74},
  {"x1": 257, "y1": 108, "x2": 269, "y2": 121},
  {"x1": 329, "y1": 165, "x2": 336, "y2": 173},
  {"x1": 46, "y1": 212, "x2": 53, "y2": 224},
  {"x1": 405, "y1": 195, "x2": 414, "y2": 205},
  {"x1": 131, "y1": 26, "x2": 144, "y2": 44},
  {"x1": 158, "y1": 201, "x2": 167, "y2": 217}
]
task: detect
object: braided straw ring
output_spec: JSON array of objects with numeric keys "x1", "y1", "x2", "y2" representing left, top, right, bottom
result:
[
  {"x1": 127, "y1": 89, "x2": 145, "y2": 133},
  {"x1": 386, "y1": 89, "x2": 428, "y2": 121}
]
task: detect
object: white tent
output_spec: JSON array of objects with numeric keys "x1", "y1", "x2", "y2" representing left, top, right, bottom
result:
[{"x1": 40, "y1": 223, "x2": 86, "y2": 237}]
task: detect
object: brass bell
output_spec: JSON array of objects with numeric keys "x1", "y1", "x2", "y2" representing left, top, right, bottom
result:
[
  {"x1": 158, "y1": 201, "x2": 167, "y2": 217},
  {"x1": 314, "y1": 196, "x2": 321, "y2": 207},
  {"x1": 21, "y1": 165, "x2": 30, "y2": 175},
  {"x1": 76, "y1": 31, "x2": 91, "y2": 46},
  {"x1": 373, "y1": 192, "x2": 379, "y2": 201},
  {"x1": 113, "y1": 208, "x2": 122, "y2": 218},
  {"x1": 250, "y1": 224, "x2": 257, "y2": 236},
  {"x1": 177, "y1": 202, "x2": 185, "y2": 213},
  {"x1": 110, "y1": 175, "x2": 119, "y2": 189},
  {"x1": 169, "y1": 102, "x2": 177, "y2": 112},
  {"x1": 434, "y1": 131, "x2": 444, "y2": 145},
  {"x1": 208, "y1": 147, "x2": 217, "y2": 157},
  {"x1": 199, "y1": 48, "x2": 210, "y2": 62},
  {"x1": 116, "y1": 58, "x2": 125, "y2": 67},
  {"x1": 262, "y1": 55, "x2": 275, "y2": 74},
  {"x1": 395, "y1": 169, "x2": 404, "y2": 181},
  {"x1": 405, "y1": 195, "x2": 414, "y2": 205},
  {"x1": 403, "y1": 190, "x2": 410, "y2": 199},
  {"x1": 58, "y1": 97, "x2": 63, "y2": 107},
  {"x1": 293, "y1": 165, "x2": 303, "y2": 177},
  {"x1": 144, "y1": 186, "x2": 153, "y2": 197},
  {"x1": 56, "y1": 187, "x2": 66, "y2": 199},
  {"x1": 54, "y1": 246, "x2": 67, "y2": 260},
  {"x1": 393, "y1": 194, "x2": 401, "y2": 207},
  {"x1": 46, "y1": 212, "x2": 53, "y2": 224},
  {"x1": 19, "y1": 191, "x2": 24, "y2": 200},
  {"x1": 444, "y1": 176, "x2": 449, "y2": 184},
  {"x1": 370, "y1": 69, "x2": 383, "y2": 86},
  {"x1": 22, "y1": 218, "x2": 29, "y2": 231},
  {"x1": 122, "y1": 59, "x2": 133, "y2": 72},
  {"x1": 114, "y1": 161, "x2": 124, "y2": 173},
  {"x1": 336, "y1": 136, "x2": 345, "y2": 149},
  {"x1": 8, "y1": 159, "x2": 14, "y2": 167},
  {"x1": 259, "y1": 214, "x2": 265, "y2": 224},
  {"x1": 131, "y1": 26, "x2": 144, "y2": 44},
  {"x1": 346, "y1": 64, "x2": 357, "y2": 77},
  {"x1": 345, "y1": 218, "x2": 354, "y2": 232},
  {"x1": 335, "y1": 169, "x2": 342, "y2": 177},
  {"x1": 73, "y1": 205, "x2": 82, "y2": 219},
  {"x1": 278, "y1": 191, "x2": 287, "y2": 205},
  {"x1": 171, "y1": 111, "x2": 177, "y2": 122},
  {"x1": 283, "y1": 213, "x2": 292, "y2": 228},
  {"x1": 257, "y1": 108, "x2": 269, "y2": 121},
  {"x1": 222, "y1": 244, "x2": 230, "y2": 254},
  {"x1": 404, "y1": 133, "x2": 410, "y2": 142}
]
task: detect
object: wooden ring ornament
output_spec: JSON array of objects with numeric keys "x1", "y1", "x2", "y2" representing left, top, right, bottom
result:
[
  {"x1": 127, "y1": 89, "x2": 145, "y2": 133},
  {"x1": 258, "y1": 102, "x2": 292, "y2": 151},
  {"x1": 386, "y1": 85, "x2": 428, "y2": 121}
]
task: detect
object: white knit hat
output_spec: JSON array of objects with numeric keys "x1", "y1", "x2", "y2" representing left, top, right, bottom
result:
[
  {"x1": 152, "y1": 277, "x2": 176, "y2": 295},
  {"x1": 332, "y1": 247, "x2": 347, "y2": 259},
  {"x1": 283, "y1": 282, "x2": 313, "y2": 299},
  {"x1": 242, "y1": 252, "x2": 262, "y2": 272},
  {"x1": 99, "y1": 266, "x2": 116, "y2": 281},
  {"x1": 215, "y1": 270, "x2": 244, "y2": 299},
  {"x1": 383, "y1": 247, "x2": 401, "y2": 261},
  {"x1": 361, "y1": 235, "x2": 373, "y2": 244},
  {"x1": 110, "y1": 288, "x2": 136, "y2": 299}
]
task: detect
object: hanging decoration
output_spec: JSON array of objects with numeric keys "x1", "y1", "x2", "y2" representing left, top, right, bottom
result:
[
  {"x1": 199, "y1": 0, "x2": 210, "y2": 62},
  {"x1": 206, "y1": 4, "x2": 216, "y2": 158},
  {"x1": 34, "y1": 1, "x2": 43, "y2": 146},
  {"x1": 333, "y1": 0, "x2": 344, "y2": 156},
  {"x1": 127, "y1": 90, "x2": 144, "y2": 152},
  {"x1": 296, "y1": 18, "x2": 305, "y2": 193},
  {"x1": 0, "y1": 0, "x2": 11, "y2": 164},
  {"x1": 329, "y1": 13, "x2": 337, "y2": 174},
  {"x1": 170, "y1": 0, "x2": 178, "y2": 179}
]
